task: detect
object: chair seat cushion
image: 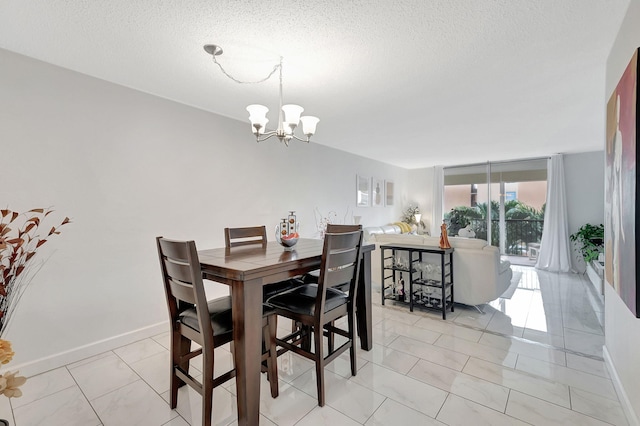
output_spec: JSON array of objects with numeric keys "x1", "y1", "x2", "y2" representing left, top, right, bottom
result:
[
  {"x1": 180, "y1": 297, "x2": 275, "y2": 336},
  {"x1": 263, "y1": 278, "x2": 303, "y2": 301},
  {"x1": 179, "y1": 296, "x2": 233, "y2": 337},
  {"x1": 301, "y1": 270, "x2": 320, "y2": 284},
  {"x1": 300, "y1": 271, "x2": 349, "y2": 292},
  {"x1": 266, "y1": 284, "x2": 348, "y2": 316}
]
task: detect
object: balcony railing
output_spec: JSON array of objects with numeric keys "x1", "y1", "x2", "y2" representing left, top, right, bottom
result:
[{"x1": 465, "y1": 218, "x2": 543, "y2": 256}]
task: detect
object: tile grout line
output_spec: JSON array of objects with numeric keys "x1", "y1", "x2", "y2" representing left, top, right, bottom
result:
[
  {"x1": 64, "y1": 363, "x2": 104, "y2": 426},
  {"x1": 376, "y1": 297, "x2": 604, "y2": 361}
]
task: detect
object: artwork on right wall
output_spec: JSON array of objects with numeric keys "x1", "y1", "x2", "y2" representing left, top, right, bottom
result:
[{"x1": 605, "y1": 47, "x2": 639, "y2": 318}]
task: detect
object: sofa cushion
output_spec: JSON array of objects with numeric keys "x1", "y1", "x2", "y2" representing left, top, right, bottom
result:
[
  {"x1": 363, "y1": 226, "x2": 385, "y2": 241},
  {"x1": 393, "y1": 222, "x2": 412, "y2": 233},
  {"x1": 381, "y1": 225, "x2": 401, "y2": 234},
  {"x1": 450, "y1": 237, "x2": 487, "y2": 249},
  {"x1": 422, "y1": 236, "x2": 441, "y2": 247},
  {"x1": 373, "y1": 233, "x2": 425, "y2": 245}
]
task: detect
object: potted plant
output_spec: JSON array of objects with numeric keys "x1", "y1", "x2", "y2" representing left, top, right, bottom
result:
[
  {"x1": 445, "y1": 207, "x2": 472, "y2": 237},
  {"x1": 570, "y1": 223, "x2": 604, "y2": 263}
]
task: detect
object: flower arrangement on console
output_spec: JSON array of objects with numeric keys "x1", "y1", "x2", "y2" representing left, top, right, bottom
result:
[
  {"x1": 401, "y1": 205, "x2": 426, "y2": 228},
  {"x1": 0, "y1": 208, "x2": 70, "y2": 398}
]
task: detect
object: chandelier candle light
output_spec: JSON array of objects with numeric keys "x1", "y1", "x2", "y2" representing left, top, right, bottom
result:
[{"x1": 204, "y1": 44, "x2": 319, "y2": 146}]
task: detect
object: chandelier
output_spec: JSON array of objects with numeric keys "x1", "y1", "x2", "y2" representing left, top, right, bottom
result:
[{"x1": 204, "y1": 44, "x2": 319, "y2": 146}]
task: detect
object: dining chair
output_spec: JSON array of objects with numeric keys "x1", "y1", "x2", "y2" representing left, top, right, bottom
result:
[
  {"x1": 302, "y1": 224, "x2": 362, "y2": 284},
  {"x1": 298, "y1": 224, "x2": 363, "y2": 345},
  {"x1": 224, "y1": 226, "x2": 301, "y2": 300},
  {"x1": 156, "y1": 237, "x2": 278, "y2": 426},
  {"x1": 265, "y1": 229, "x2": 363, "y2": 406},
  {"x1": 224, "y1": 226, "x2": 268, "y2": 248}
]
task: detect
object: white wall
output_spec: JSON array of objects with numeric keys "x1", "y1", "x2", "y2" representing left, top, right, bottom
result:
[
  {"x1": 605, "y1": 0, "x2": 640, "y2": 423},
  {"x1": 407, "y1": 167, "x2": 434, "y2": 233},
  {"x1": 564, "y1": 151, "x2": 605, "y2": 272},
  {"x1": 0, "y1": 48, "x2": 408, "y2": 373}
]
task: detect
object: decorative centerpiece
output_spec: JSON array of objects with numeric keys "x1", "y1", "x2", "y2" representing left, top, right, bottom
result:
[
  {"x1": 275, "y1": 211, "x2": 299, "y2": 250},
  {"x1": 439, "y1": 221, "x2": 451, "y2": 249},
  {"x1": 0, "y1": 208, "x2": 70, "y2": 406}
]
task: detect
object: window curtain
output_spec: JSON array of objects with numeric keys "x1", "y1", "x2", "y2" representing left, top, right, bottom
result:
[
  {"x1": 432, "y1": 166, "x2": 444, "y2": 237},
  {"x1": 536, "y1": 154, "x2": 572, "y2": 272}
]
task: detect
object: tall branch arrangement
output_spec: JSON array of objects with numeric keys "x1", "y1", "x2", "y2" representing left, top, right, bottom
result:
[
  {"x1": 0, "y1": 208, "x2": 69, "y2": 399},
  {"x1": 0, "y1": 208, "x2": 70, "y2": 336}
]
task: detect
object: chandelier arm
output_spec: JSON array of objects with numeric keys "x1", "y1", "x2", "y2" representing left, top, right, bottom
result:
[
  {"x1": 290, "y1": 134, "x2": 311, "y2": 143},
  {"x1": 255, "y1": 132, "x2": 278, "y2": 143}
]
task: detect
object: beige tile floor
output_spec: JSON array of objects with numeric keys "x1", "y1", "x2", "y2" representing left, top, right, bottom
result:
[{"x1": 1, "y1": 266, "x2": 629, "y2": 425}]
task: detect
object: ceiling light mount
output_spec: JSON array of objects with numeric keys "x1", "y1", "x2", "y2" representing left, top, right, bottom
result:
[
  {"x1": 203, "y1": 44, "x2": 223, "y2": 57},
  {"x1": 204, "y1": 44, "x2": 319, "y2": 146}
]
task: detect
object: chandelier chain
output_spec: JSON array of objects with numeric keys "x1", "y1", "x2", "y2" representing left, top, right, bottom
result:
[{"x1": 211, "y1": 55, "x2": 282, "y2": 85}]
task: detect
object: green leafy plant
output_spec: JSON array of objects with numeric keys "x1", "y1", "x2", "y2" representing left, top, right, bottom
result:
[
  {"x1": 444, "y1": 206, "x2": 480, "y2": 236},
  {"x1": 570, "y1": 223, "x2": 604, "y2": 262}
]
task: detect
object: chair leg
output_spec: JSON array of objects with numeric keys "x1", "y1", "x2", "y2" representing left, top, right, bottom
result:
[
  {"x1": 348, "y1": 311, "x2": 357, "y2": 377},
  {"x1": 302, "y1": 325, "x2": 312, "y2": 351},
  {"x1": 177, "y1": 334, "x2": 191, "y2": 384},
  {"x1": 264, "y1": 315, "x2": 279, "y2": 398},
  {"x1": 202, "y1": 352, "x2": 214, "y2": 426},
  {"x1": 313, "y1": 325, "x2": 325, "y2": 407},
  {"x1": 327, "y1": 320, "x2": 335, "y2": 353},
  {"x1": 170, "y1": 332, "x2": 190, "y2": 408}
]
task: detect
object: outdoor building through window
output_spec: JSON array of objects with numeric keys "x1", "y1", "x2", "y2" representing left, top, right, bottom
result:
[{"x1": 443, "y1": 158, "x2": 548, "y2": 265}]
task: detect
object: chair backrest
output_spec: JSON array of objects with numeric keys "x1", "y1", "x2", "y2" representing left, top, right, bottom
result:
[
  {"x1": 156, "y1": 237, "x2": 213, "y2": 346},
  {"x1": 325, "y1": 224, "x2": 362, "y2": 233},
  {"x1": 315, "y1": 229, "x2": 363, "y2": 319},
  {"x1": 224, "y1": 226, "x2": 268, "y2": 248}
]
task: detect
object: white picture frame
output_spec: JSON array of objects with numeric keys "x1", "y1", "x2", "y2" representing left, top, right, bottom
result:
[
  {"x1": 356, "y1": 175, "x2": 370, "y2": 207},
  {"x1": 372, "y1": 177, "x2": 384, "y2": 207},
  {"x1": 385, "y1": 180, "x2": 395, "y2": 206}
]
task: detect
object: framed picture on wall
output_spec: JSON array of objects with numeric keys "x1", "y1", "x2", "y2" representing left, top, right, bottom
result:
[
  {"x1": 372, "y1": 177, "x2": 384, "y2": 207},
  {"x1": 385, "y1": 181, "x2": 395, "y2": 206},
  {"x1": 356, "y1": 175, "x2": 370, "y2": 207},
  {"x1": 605, "y1": 47, "x2": 639, "y2": 318}
]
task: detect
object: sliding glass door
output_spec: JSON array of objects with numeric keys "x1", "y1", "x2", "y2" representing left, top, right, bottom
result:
[{"x1": 444, "y1": 159, "x2": 547, "y2": 263}]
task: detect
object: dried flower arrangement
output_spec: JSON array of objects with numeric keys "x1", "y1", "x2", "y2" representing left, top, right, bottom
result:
[
  {"x1": 0, "y1": 208, "x2": 70, "y2": 399},
  {"x1": 401, "y1": 205, "x2": 425, "y2": 228}
]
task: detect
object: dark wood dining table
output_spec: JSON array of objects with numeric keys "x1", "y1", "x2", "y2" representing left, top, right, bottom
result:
[{"x1": 198, "y1": 238, "x2": 373, "y2": 426}]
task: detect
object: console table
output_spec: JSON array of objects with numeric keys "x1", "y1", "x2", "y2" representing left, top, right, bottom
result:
[{"x1": 380, "y1": 243, "x2": 454, "y2": 319}]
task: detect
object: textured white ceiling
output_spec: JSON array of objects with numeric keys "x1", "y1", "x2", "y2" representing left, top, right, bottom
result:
[{"x1": 0, "y1": 0, "x2": 630, "y2": 168}]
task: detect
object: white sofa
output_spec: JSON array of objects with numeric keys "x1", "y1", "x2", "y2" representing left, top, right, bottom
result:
[{"x1": 365, "y1": 225, "x2": 513, "y2": 307}]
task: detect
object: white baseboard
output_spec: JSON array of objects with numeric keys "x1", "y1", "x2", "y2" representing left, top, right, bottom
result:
[
  {"x1": 603, "y1": 345, "x2": 640, "y2": 426},
  {"x1": 5, "y1": 321, "x2": 168, "y2": 378}
]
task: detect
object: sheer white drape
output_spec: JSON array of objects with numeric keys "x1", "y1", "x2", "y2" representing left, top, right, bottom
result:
[
  {"x1": 432, "y1": 166, "x2": 444, "y2": 237},
  {"x1": 536, "y1": 154, "x2": 572, "y2": 272}
]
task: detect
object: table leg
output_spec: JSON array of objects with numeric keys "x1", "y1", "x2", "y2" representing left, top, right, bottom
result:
[
  {"x1": 356, "y1": 250, "x2": 373, "y2": 351},
  {"x1": 231, "y1": 279, "x2": 263, "y2": 426},
  {"x1": 441, "y1": 253, "x2": 446, "y2": 320}
]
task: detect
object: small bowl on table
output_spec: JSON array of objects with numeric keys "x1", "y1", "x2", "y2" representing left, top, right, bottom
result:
[{"x1": 277, "y1": 233, "x2": 299, "y2": 251}]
